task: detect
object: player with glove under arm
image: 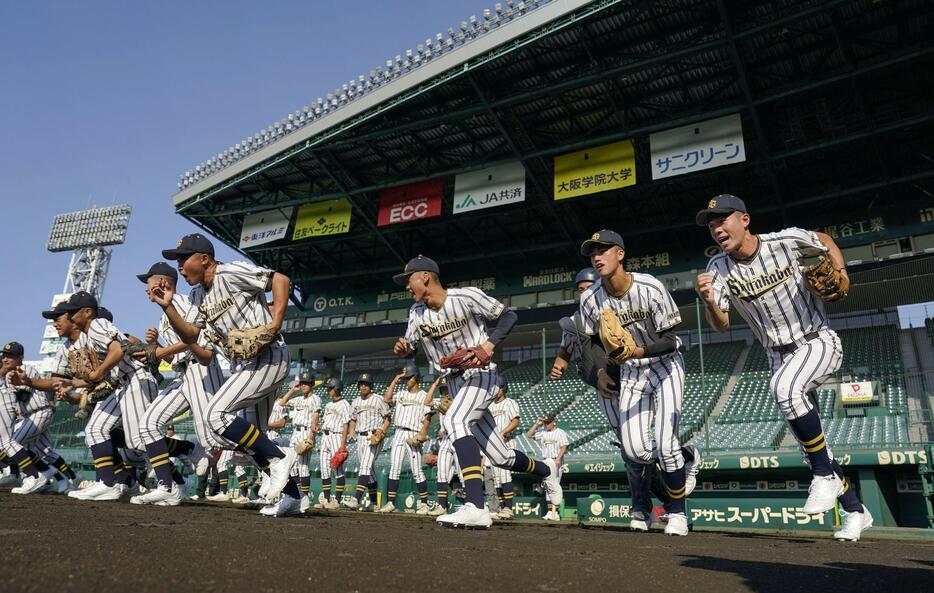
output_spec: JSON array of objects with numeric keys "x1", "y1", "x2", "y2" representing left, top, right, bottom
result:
[
  {"x1": 695, "y1": 194, "x2": 869, "y2": 541},
  {"x1": 392, "y1": 255, "x2": 561, "y2": 529}
]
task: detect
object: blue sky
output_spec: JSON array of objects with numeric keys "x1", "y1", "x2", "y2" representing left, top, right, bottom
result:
[{"x1": 0, "y1": 1, "x2": 475, "y2": 357}]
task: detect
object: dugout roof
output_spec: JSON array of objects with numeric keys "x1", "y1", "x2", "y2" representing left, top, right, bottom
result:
[{"x1": 172, "y1": 0, "x2": 934, "y2": 307}]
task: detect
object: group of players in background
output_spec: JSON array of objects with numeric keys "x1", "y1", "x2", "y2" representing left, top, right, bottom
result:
[{"x1": 0, "y1": 193, "x2": 872, "y2": 540}]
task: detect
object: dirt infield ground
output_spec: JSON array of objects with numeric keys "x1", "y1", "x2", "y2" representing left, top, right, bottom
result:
[{"x1": 3, "y1": 491, "x2": 933, "y2": 593}]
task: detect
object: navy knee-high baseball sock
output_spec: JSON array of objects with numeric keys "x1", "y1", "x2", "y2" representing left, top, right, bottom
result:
[
  {"x1": 144, "y1": 440, "x2": 176, "y2": 489},
  {"x1": 368, "y1": 479, "x2": 378, "y2": 504},
  {"x1": 218, "y1": 470, "x2": 229, "y2": 494},
  {"x1": 300, "y1": 476, "x2": 310, "y2": 496},
  {"x1": 335, "y1": 477, "x2": 346, "y2": 501},
  {"x1": 831, "y1": 461, "x2": 863, "y2": 513},
  {"x1": 166, "y1": 438, "x2": 195, "y2": 457},
  {"x1": 510, "y1": 450, "x2": 551, "y2": 478},
  {"x1": 89, "y1": 442, "x2": 116, "y2": 486},
  {"x1": 453, "y1": 437, "x2": 484, "y2": 507},
  {"x1": 626, "y1": 463, "x2": 651, "y2": 514},
  {"x1": 647, "y1": 464, "x2": 672, "y2": 505},
  {"x1": 387, "y1": 478, "x2": 400, "y2": 503},
  {"x1": 221, "y1": 417, "x2": 284, "y2": 460},
  {"x1": 241, "y1": 482, "x2": 250, "y2": 497},
  {"x1": 322, "y1": 477, "x2": 332, "y2": 501},
  {"x1": 436, "y1": 486, "x2": 449, "y2": 509},
  {"x1": 48, "y1": 455, "x2": 77, "y2": 479},
  {"x1": 9, "y1": 450, "x2": 43, "y2": 479},
  {"x1": 416, "y1": 480, "x2": 428, "y2": 504},
  {"x1": 660, "y1": 466, "x2": 687, "y2": 515},
  {"x1": 787, "y1": 408, "x2": 833, "y2": 476},
  {"x1": 354, "y1": 475, "x2": 370, "y2": 502},
  {"x1": 171, "y1": 467, "x2": 186, "y2": 485},
  {"x1": 501, "y1": 482, "x2": 514, "y2": 509},
  {"x1": 495, "y1": 487, "x2": 504, "y2": 506},
  {"x1": 282, "y1": 478, "x2": 301, "y2": 499}
]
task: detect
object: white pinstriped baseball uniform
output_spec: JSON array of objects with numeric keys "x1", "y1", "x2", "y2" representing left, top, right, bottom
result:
[
  {"x1": 188, "y1": 261, "x2": 291, "y2": 443},
  {"x1": 579, "y1": 273, "x2": 686, "y2": 472},
  {"x1": 488, "y1": 396, "x2": 519, "y2": 487},
  {"x1": 83, "y1": 318, "x2": 158, "y2": 451},
  {"x1": 351, "y1": 394, "x2": 389, "y2": 476},
  {"x1": 404, "y1": 287, "x2": 517, "y2": 469},
  {"x1": 435, "y1": 425, "x2": 460, "y2": 485},
  {"x1": 7, "y1": 366, "x2": 66, "y2": 466},
  {"x1": 705, "y1": 227, "x2": 843, "y2": 421},
  {"x1": 531, "y1": 427, "x2": 569, "y2": 460},
  {"x1": 319, "y1": 398, "x2": 351, "y2": 480},
  {"x1": 266, "y1": 400, "x2": 289, "y2": 445},
  {"x1": 139, "y1": 293, "x2": 226, "y2": 450},
  {"x1": 289, "y1": 393, "x2": 321, "y2": 479},
  {"x1": 388, "y1": 388, "x2": 429, "y2": 481}
]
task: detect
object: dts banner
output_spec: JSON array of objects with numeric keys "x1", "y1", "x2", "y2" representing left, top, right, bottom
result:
[
  {"x1": 553, "y1": 139, "x2": 636, "y2": 200},
  {"x1": 378, "y1": 178, "x2": 443, "y2": 226}
]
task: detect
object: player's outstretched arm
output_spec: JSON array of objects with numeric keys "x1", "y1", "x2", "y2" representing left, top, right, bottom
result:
[
  {"x1": 526, "y1": 418, "x2": 543, "y2": 438},
  {"x1": 149, "y1": 279, "x2": 201, "y2": 344},
  {"x1": 695, "y1": 272, "x2": 730, "y2": 332},
  {"x1": 88, "y1": 340, "x2": 126, "y2": 383},
  {"x1": 502, "y1": 416, "x2": 520, "y2": 440},
  {"x1": 188, "y1": 341, "x2": 214, "y2": 366},
  {"x1": 383, "y1": 372, "x2": 405, "y2": 404},
  {"x1": 551, "y1": 348, "x2": 571, "y2": 380}
]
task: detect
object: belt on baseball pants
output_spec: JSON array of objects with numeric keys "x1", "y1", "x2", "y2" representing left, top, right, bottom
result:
[
  {"x1": 771, "y1": 331, "x2": 820, "y2": 355},
  {"x1": 357, "y1": 430, "x2": 372, "y2": 436}
]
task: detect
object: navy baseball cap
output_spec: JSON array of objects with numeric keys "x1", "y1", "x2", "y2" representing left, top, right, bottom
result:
[
  {"x1": 575, "y1": 267, "x2": 598, "y2": 285},
  {"x1": 695, "y1": 194, "x2": 747, "y2": 226},
  {"x1": 41, "y1": 301, "x2": 71, "y2": 320},
  {"x1": 580, "y1": 230, "x2": 625, "y2": 256},
  {"x1": 542, "y1": 415, "x2": 556, "y2": 425},
  {"x1": 326, "y1": 377, "x2": 343, "y2": 393},
  {"x1": 357, "y1": 373, "x2": 373, "y2": 385},
  {"x1": 57, "y1": 291, "x2": 98, "y2": 313},
  {"x1": 401, "y1": 362, "x2": 420, "y2": 379},
  {"x1": 298, "y1": 371, "x2": 315, "y2": 385},
  {"x1": 1, "y1": 342, "x2": 24, "y2": 356},
  {"x1": 393, "y1": 255, "x2": 440, "y2": 286},
  {"x1": 137, "y1": 262, "x2": 179, "y2": 284},
  {"x1": 162, "y1": 233, "x2": 215, "y2": 259},
  {"x1": 496, "y1": 375, "x2": 509, "y2": 393},
  {"x1": 97, "y1": 306, "x2": 113, "y2": 322}
]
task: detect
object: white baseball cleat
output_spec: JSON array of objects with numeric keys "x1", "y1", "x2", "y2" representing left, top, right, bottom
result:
[
  {"x1": 189, "y1": 494, "x2": 204, "y2": 501},
  {"x1": 259, "y1": 495, "x2": 302, "y2": 517},
  {"x1": 257, "y1": 471, "x2": 271, "y2": 500},
  {"x1": 69, "y1": 480, "x2": 106, "y2": 499},
  {"x1": 378, "y1": 502, "x2": 396, "y2": 513},
  {"x1": 343, "y1": 497, "x2": 359, "y2": 510},
  {"x1": 542, "y1": 459, "x2": 563, "y2": 506},
  {"x1": 313, "y1": 501, "x2": 326, "y2": 510},
  {"x1": 131, "y1": 486, "x2": 175, "y2": 505},
  {"x1": 495, "y1": 507, "x2": 514, "y2": 520},
  {"x1": 299, "y1": 495, "x2": 310, "y2": 513},
  {"x1": 206, "y1": 492, "x2": 230, "y2": 502},
  {"x1": 155, "y1": 482, "x2": 187, "y2": 507},
  {"x1": 231, "y1": 495, "x2": 251, "y2": 505},
  {"x1": 265, "y1": 448, "x2": 297, "y2": 499},
  {"x1": 802, "y1": 474, "x2": 844, "y2": 515},
  {"x1": 415, "y1": 503, "x2": 430, "y2": 515},
  {"x1": 834, "y1": 505, "x2": 873, "y2": 541},
  {"x1": 547, "y1": 510, "x2": 561, "y2": 521},
  {"x1": 325, "y1": 499, "x2": 340, "y2": 511},
  {"x1": 684, "y1": 446, "x2": 702, "y2": 497},
  {"x1": 437, "y1": 502, "x2": 492, "y2": 529},
  {"x1": 12, "y1": 474, "x2": 50, "y2": 495},
  {"x1": 84, "y1": 482, "x2": 124, "y2": 501},
  {"x1": 630, "y1": 511, "x2": 653, "y2": 532},
  {"x1": 664, "y1": 513, "x2": 689, "y2": 536},
  {"x1": 428, "y1": 506, "x2": 447, "y2": 516}
]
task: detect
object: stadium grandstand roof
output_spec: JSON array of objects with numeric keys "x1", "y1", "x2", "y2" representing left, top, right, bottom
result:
[{"x1": 172, "y1": 0, "x2": 934, "y2": 307}]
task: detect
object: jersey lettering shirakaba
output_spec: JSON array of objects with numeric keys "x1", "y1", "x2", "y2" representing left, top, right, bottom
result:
[
  {"x1": 352, "y1": 396, "x2": 389, "y2": 433},
  {"x1": 404, "y1": 287, "x2": 505, "y2": 374},
  {"x1": 391, "y1": 390, "x2": 429, "y2": 431},
  {"x1": 705, "y1": 227, "x2": 829, "y2": 348},
  {"x1": 579, "y1": 273, "x2": 682, "y2": 367},
  {"x1": 188, "y1": 261, "x2": 280, "y2": 358}
]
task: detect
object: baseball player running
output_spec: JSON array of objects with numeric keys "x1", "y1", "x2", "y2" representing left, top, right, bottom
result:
[
  {"x1": 150, "y1": 233, "x2": 301, "y2": 517},
  {"x1": 281, "y1": 371, "x2": 321, "y2": 511},
  {"x1": 392, "y1": 255, "x2": 561, "y2": 529},
  {"x1": 694, "y1": 195, "x2": 870, "y2": 541},
  {"x1": 133, "y1": 262, "x2": 224, "y2": 506},
  {"x1": 380, "y1": 363, "x2": 432, "y2": 513},
  {"x1": 0, "y1": 342, "x2": 66, "y2": 494},
  {"x1": 315, "y1": 378, "x2": 351, "y2": 510},
  {"x1": 346, "y1": 372, "x2": 390, "y2": 511},
  {"x1": 488, "y1": 376, "x2": 519, "y2": 520},
  {"x1": 579, "y1": 230, "x2": 698, "y2": 536},
  {"x1": 527, "y1": 415, "x2": 568, "y2": 521}
]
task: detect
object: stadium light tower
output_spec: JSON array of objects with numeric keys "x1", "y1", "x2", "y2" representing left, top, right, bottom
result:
[{"x1": 46, "y1": 205, "x2": 132, "y2": 301}]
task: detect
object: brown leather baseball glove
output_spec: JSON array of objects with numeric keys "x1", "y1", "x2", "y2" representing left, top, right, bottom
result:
[
  {"x1": 803, "y1": 257, "x2": 849, "y2": 302},
  {"x1": 439, "y1": 346, "x2": 490, "y2": 370}
]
